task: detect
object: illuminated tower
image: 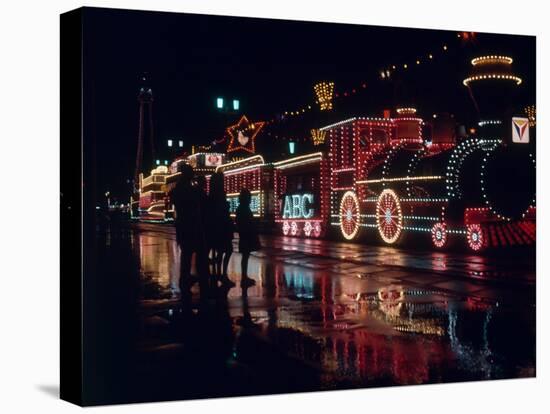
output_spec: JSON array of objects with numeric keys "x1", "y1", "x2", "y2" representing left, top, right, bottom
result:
[
  {"x1": 463, "y1": 55, "x2": 522, "y2": 135},
  {"x1": 133, "y1": 76, "x2": 156, "y2": 192}
]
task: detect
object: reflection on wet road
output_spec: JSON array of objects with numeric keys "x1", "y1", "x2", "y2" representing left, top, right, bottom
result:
[{"x1": 90, "y1": 223, "x2": 535, "y2": 404}]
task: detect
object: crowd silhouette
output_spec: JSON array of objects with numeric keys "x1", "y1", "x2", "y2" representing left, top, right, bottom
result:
[{"x1": 170, "y1": 164, "x2": 260, "y2": 299}]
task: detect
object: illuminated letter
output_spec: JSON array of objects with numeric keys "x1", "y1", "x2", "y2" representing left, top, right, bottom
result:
[
  {"x1": 301, "y1": 193, "x2": 314, "y2": 218},
  {"x1": 292, "y1": 195, "x2": 302, "y2": 218},
  {"x1": 282, "y1": 195, "x2": 292, "y2": 219}
]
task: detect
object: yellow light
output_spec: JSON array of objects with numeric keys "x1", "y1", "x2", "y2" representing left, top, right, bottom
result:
[
  {"x1": 471, "y1": 55, "x2": 513, "y2": 66},
  {"x1": 463, "y1": 74, "x2": 522, "y2": 86},
  {"x1": 314, "y1": 81, "x2": 334, "y2": 111}
]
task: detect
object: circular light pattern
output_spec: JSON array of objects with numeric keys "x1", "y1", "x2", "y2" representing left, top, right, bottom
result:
[
  {"x1": 376, "y1": 189, "x2": 403, "y2": 244},
  {"x1": 290, "y1": 221, "x2": 299, "y2": 236},
  {"x1": 467, "y1": 224, "x2": 484, "y2": 251},
  {"x1": 339, "y1": 191, "x2": 361, "y2": 240},
  {"x1": 282, "y1": 221, "x2": 290, "y2": 235},
  {"x1": 431, "y1": 222, "x2": 448, "y2": 248}
]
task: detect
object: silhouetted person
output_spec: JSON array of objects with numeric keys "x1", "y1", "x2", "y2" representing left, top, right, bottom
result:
[
  {"x1": 208, "y1": 172, "x2": 236, "y2": 287},
  {"x1": 193, "y1": 174, "x2": 211, "y2": 291},
  {"x1": 235, "y1": 189, "x2": 260, "y2": 287},
  {"x1": 170, "y1": 164, "x2": 209, "y2": 297}
]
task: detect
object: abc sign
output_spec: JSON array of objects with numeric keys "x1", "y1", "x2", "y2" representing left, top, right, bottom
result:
[{"x1": 282, "y1": 193, "x2": 315, "y2": 219}]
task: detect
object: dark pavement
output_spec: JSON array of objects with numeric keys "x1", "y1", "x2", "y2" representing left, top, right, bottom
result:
[{"x1": 86, "y1": 221, "x2": 535, "y2": 405}]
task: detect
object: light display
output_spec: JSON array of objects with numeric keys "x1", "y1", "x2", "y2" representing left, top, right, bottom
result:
[
  {"x1": 136, "y1": 97, "x2": 535, "y2": 253},
  {"x1": 316, "y1": 114, "x2": 534, "y2": 251},
  {"x1": 524, "y1": 105, "x2": 536, "y2": 127},
  {"x1": 431, "y1": 222, "x2": 448, "y2": 248},
  {"x1": 226, "y1": 115, "x2": 265, "y2": 154},
  {"x1": 463, "y1": 74, "x2": 522, "y2": 86},
  {"x1": 282, "y1": 193, "x2": 315, "y2": 219},
  {"x1": 467, "y1": 224, "x2": 484, "y2": 251},
  {"x1": 311, "y1": 128, "x2": 326, "y2": 146},
  {"x1": 396, "y1": 107, "x2": 417, "y2": 115},
  {"x1": 282, "y1": 221, "x2": 290, "y2": 235},
  {"x1": 471, "y1": 55, "x2": 513, "y2": 66},
  {"x1": 274, "y1": 152, "x2": 328, "y2": 238},
  {"x1": 376, "y1": 189, "x2": 403, "y2": 244},
  {"x1": 478, "y1": 120, "x2": 501, "y2": 127},
  {"x1": 339, "y1": 191, "x2": 360, "y2": 240},
  {"x1": 314, "y1": 81, "x2": 334, "y2": 111},
  {"x1": 227, "y1": 191, "x2": 261, "y2": 216}
]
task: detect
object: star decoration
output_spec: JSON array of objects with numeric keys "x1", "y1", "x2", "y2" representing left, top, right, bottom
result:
[{"x1": 226, "y1": 115, "x2": 265, "y2": 154}]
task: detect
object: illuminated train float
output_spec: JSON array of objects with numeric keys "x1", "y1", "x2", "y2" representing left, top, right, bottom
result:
[{"x1": 212, "y1": 108, "x2": 535, "y2": 251}]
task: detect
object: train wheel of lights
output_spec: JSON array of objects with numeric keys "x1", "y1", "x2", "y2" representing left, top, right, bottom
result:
[
  {"x1": 290, "y1": 221, "x2": 299, "y2": 236},
  {"x1": 339, "y1": 191, "x2": 361, "y2": 240},
  {"x1": 313, "y1": 222, "x2": 322, "y2": 238},
  {"x1": 431, "y1": 222, "x2": 448, "y2": 248},
  {"x1": 282, "y1": 221, "x2": 290, "y2": 235},
  {"x1": 467, "y1": 224, "x2": 485, "y2": 251},
  {"x1": 376, "y1": 189, "x2": 403, "y2": 244}
]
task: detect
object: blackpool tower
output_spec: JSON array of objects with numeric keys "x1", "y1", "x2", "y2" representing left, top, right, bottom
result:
[{"x1": 133, "y1": 75, "x2": 156, "y2": 193}]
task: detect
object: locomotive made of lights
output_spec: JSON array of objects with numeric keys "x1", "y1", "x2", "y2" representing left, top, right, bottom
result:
[{"x1": 321, "y1": 113, "x2": 535, "y2": 251}]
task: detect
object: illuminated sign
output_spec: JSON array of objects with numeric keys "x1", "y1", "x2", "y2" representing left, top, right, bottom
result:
[
  {"x1": 282, "y1": 193, "x2": 315, "y2": 219},
  {"x1": 227, "y1": 193, "x2": 260, "y2": 215},
  {"x1": 204, "y1": 153, "x2": 223, "y2": 166},
  {"x1": 512, "y1": 117, "x2": 529, "y2": 144}
]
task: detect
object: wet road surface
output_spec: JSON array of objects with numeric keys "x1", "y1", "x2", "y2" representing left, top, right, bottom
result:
[{"x1": 85, "y1": 222, "x2": 535, "y2": 405}]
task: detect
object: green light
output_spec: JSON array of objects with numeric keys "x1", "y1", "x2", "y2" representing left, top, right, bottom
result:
[
  {"x1": 216, "y1": 97, "x2": 224, "y2": 109},
  {"x1": 233, "y1": 99, "x2": 240, "y2": 110},
  {"x1": 289, "y1": 141, "x2": 296, "y2": 154},
  {"x1": 164, "y1": 160, "x2": 169, "y2": 165},
  {"x1": 156, "y1": 159, "x2": 160, "y2": 165}
]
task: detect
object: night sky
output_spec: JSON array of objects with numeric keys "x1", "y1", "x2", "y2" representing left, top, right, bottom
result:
[{"x1": 81, "y1": 7, "x2": 535, "y2": 201}]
